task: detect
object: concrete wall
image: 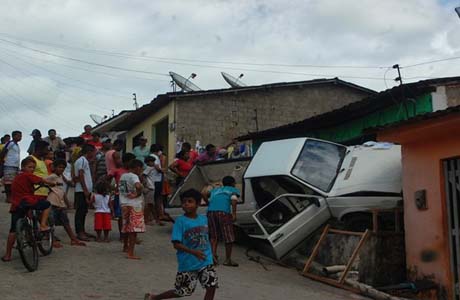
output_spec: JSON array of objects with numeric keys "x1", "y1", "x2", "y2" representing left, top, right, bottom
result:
[
  {"x1": 378, "y1": 115, "x2": 460, "y2": 300},
  {"x1": 174, "y1": 85, "x2": 370, "y2": 147},
  {"x1": 126, "y1": 102, "x2": 176, "y2": 160},
  {"x1": 446, "y1": 84, "x2": 460, "y2": 107}
]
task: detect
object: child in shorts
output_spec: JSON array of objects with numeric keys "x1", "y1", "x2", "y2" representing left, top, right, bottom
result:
[
  {"x1": 119, "y1": 159, "x2": 145, "y2": 259},
  {"x1": 46, "y1": 159, "x2": 86, "y2": 246},
  {"x1": 111, "y1": 152, "x2": 136, "y2": 241},
  {"x1": 90, "y1": 181, "x2": 112, "y2": 242},
  {"x1": 2, "y1": 157, "x2": 56, "y2": 262},
  {"x1": 205, "y1": 176, "x2": 240, "y2": 267},
  {"x1": 144, "y1": 189, "x2": 217, "y2": 300}
]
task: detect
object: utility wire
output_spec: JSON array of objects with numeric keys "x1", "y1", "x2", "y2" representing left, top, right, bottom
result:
[
  {"x1": 0, "y1": 37, "x2": 390, "y2": 81},
  {"x1": 0, "y1": 82, "x2": 79, "y2": 131},
  {"x1": 0, "y1": 38, "x2": 169, "y2": 77},
  {"x1": 0, "y1": 49, "x2": 132, "y2": 102},
  {"x1": 0, "y1": 56, "x2": 109, "y2": 112},
  {"x1": 0, "y1": 33, "x2": 389, "y2": 69},
  {"x1": 0, "y1": 44, "x2": 170, "y2": 83},
  {"x1": 402, "y1": 56, "x2": 460, "y2": 68}
]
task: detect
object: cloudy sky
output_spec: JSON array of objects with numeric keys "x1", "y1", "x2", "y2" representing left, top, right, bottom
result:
[{"x1": 0, "y1": 0, "x2": 459, "y2": 149}]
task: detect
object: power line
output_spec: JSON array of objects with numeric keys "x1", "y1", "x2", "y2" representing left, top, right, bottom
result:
[
  {"x1": 0, "y1": 37, "x2": 389, "y2": 81},
  {"x1": 0, "y1": 49, "x2": 132, "y2": 102},
  {"x1": 0, "y1": 44, "x2": 171, "y2": 83},
  {"x1": 0, "y1": 33, "x2": 389, "y2": 69},
  {"x1": 0, "y1": 56, "x2": 109, "y2": 112},
  {"x1": 402, "y1": 56, "x2": 460, "y2": 68},
  {"x1": 0, "y1": 82, "x2": 79, "y2": 131},
  {"x1": 0, "y1": 38, "x2": 170, "y2": 77}
]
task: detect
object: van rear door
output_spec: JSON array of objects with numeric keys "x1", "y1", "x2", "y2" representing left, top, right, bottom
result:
[{"x1": 250, "y1": 193, "x2": 330, "y2": 260}]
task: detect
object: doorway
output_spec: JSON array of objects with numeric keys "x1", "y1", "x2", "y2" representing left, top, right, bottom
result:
[
  {"x1": 152, "y1": 117, "x2": 169, "y2": 156},
  {"x1": 444, "y1": 157, "x2": 460, "y2": 300}
]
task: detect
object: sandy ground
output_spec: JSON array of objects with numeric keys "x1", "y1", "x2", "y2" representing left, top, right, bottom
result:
[{"x1": 0, "y1": 195, "x2": 368, "y2": 300}]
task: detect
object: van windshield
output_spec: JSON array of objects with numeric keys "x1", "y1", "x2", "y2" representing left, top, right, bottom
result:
[{"x1": 291, "y1": 140, "x2": 347, "y2": 192}]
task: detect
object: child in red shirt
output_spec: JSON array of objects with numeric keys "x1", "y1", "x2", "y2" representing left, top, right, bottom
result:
[{"x1": 2, "y1": 157, "x2": 56, "y2": 262}]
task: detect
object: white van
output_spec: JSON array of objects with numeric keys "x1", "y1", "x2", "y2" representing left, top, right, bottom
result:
[{"x1": 168, "y1": 138, "x2": 402, "y2": 259}]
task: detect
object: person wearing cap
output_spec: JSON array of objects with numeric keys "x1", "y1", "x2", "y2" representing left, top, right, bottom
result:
[
  {"x1": 133, "y1": 136, "x2": 150, "y2": 163},
  {"x1": 43, "y1": 129, "x2": 66, "y2": 152},
  {"x1": 27, "y1": 129, "x2": 43, "y2": 155}
]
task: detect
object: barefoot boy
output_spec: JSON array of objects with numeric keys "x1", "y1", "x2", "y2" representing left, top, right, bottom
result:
[
  {"x1": 145, "y1": 189, "x2": 217, "y2": 300},
  {"x1": 204, "y1": 176, "x2": 240, "y2": 267},
  {"x1": 119, "y1": 159, "x2": 145, "y2": 259},
  {"x1": 46, "y1": 159, "x2": 86, "y2": 246}
]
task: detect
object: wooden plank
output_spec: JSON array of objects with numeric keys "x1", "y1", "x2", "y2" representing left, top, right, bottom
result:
[
  {"x1": 303, "y1": 272, "x2": 360, "y2": 293},
  {"x1": 372, "y1": 210, "x2": 379, "y2": 233},
  {"x1": 302, "y1": 224, "x2": 330, "y2": 275},
  {"x1": 339, "y1": 229, "x2": 370, "y2": 284},
  {"x1": 329, "y1": 228, "x2": 365, "y2": 236}
]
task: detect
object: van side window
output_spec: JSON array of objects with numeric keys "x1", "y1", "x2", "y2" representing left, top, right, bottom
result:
[{"x1": 251, "y1": 176, "x2": 315, "y2": 208}]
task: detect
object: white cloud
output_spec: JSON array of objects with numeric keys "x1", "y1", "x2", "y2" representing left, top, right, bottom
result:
[{"x1": 0, "y1": 0, "x2": 458, "y2": 141}]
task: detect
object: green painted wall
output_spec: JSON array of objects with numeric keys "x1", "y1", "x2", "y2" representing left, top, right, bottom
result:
[{"x1": 252, "y1": 93, "x2": 433, "y2": 151}]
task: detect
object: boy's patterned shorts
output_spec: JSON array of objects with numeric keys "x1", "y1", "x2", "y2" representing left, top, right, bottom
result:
[{"x1": 174, "y1": 265, "x2": 218, "y2": 296}]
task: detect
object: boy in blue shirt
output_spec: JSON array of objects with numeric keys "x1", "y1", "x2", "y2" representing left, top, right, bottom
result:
[
  {"x1": 145, "y1": 189, "x2": 217, "y2": 300},
  {"x1": 205, "y1": 176, "x2": 240, "y2": 267}
]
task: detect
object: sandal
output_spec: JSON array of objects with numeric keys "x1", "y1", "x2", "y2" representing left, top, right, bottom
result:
[
  {"x1": 77, "y1": 235, "x2": 90, "y2": 242},
  {"x1": 1, "y1": 256, "x2": 11, "y2": 262},
  {"x1": 223, "y1": 259, "x2": 239, "y2": 267}
]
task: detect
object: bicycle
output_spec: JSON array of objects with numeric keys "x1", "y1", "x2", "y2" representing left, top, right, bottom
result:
[{"x1": 15, "y1": 184, "x2": 58, "y2": 272}]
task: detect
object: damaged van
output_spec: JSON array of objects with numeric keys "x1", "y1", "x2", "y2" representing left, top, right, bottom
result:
[{"x1": 168, "y1": 138, "x2": 402, "y2": 260}]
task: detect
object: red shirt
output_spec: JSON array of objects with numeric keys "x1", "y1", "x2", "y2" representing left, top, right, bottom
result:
[
  {"x1": 176, "y1": 159, "x2": 193, "y2": 178},
  {"x1": 188, "y1": 150, "x2": 198, "y2": 164},
  {"x1": 10, "y1": 172, "x2": 44, "y2": 212},
  {"x1": 80, "y1": 133, "x2": 93, "y2": 142},
  {"x1": 87, "y1": 140, "x2": 103, "y2": 151}
]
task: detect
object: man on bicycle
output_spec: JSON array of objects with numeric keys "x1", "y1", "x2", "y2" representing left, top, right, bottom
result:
[{"x1": 2, "y1": 156, "x2": 56, "y2": 262}]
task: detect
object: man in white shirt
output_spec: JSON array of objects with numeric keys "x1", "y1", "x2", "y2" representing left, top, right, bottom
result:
[
  {"x1": 1, "y1": 131, "x2": 22, "y2": 203},
  {"x1": 43, "y1": 129, "x2": 66, "y2": 152},
  {"x1": 149, "y1": 144, "x2": 165, "y2": 225},
  {"x1": 74, "y1": 144, "x2": 96, "y2": 241}
]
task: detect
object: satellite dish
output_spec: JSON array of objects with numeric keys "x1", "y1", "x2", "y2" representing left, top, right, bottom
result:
[
  {"x1": 221, "y1": 72, "x2": 246, "y2": 88},
  {"x1": 90, "y1": 114, "x2": 107, "y2": 125},
  {"x1": 169, "y1": 72, "x2": 201, "y2": 92}
]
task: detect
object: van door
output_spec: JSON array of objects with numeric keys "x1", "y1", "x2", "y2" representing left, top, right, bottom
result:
[{"x1": 250, "y1": 193, "x2": 330, "y2": 259}]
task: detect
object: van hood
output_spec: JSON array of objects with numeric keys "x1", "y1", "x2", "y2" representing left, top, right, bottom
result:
[{"x1": 328, "y1": 144, "x2": 402, "y2": 197}]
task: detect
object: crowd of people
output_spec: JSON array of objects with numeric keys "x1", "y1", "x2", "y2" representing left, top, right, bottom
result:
[{"x1": 0, "y1": 125, "x2": 244, "y2": 300}]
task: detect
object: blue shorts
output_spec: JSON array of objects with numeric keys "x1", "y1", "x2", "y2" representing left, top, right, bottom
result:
[{"x1": 113, "y1": 195, "x2": 122, "y2": 218}]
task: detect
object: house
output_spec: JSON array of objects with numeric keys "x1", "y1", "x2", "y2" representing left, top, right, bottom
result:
[
  {"x1": 94, "y1": 78, "x2": 374, "y2": 162},
  {"x1": 374, "y1": 106, "x2": 460, "y2": 300},
  {"x1": 237, "y1": 76, "x2": 460, "y2": 151}
]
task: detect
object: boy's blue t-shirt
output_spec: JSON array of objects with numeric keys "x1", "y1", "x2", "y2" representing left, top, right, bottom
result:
[
  {"x1": 171, "y1": 215, "x2": 213, "y2": 272},
  {"x1": 207, "y1": 186, "x2": 240, "y2": 214}
]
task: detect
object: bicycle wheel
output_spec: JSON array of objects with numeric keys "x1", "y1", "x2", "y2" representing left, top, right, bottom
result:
[
  {"x1": 16, "y1": 218, "x2": 38, "y2": 272},
  {"x1": 37, "y1": 225, "x2": 53, "y2": 256}
]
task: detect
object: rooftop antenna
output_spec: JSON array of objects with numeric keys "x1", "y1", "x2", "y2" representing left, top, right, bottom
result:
[
  {"x1": 221, "y1": 72, "x2": 247, "y2": 88},
  {"x1": 90, "y1": 114, "x2": 108, "y2": 125},
  {"x1": 392, "y1": 64, "x2": 403, "y2": 85},
  {"x1": 133, "y1": 93, "x2": 139, "y2": 109},
  {"x1": 169, "y1": 71, "x2": 201, "y2": 92}
]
